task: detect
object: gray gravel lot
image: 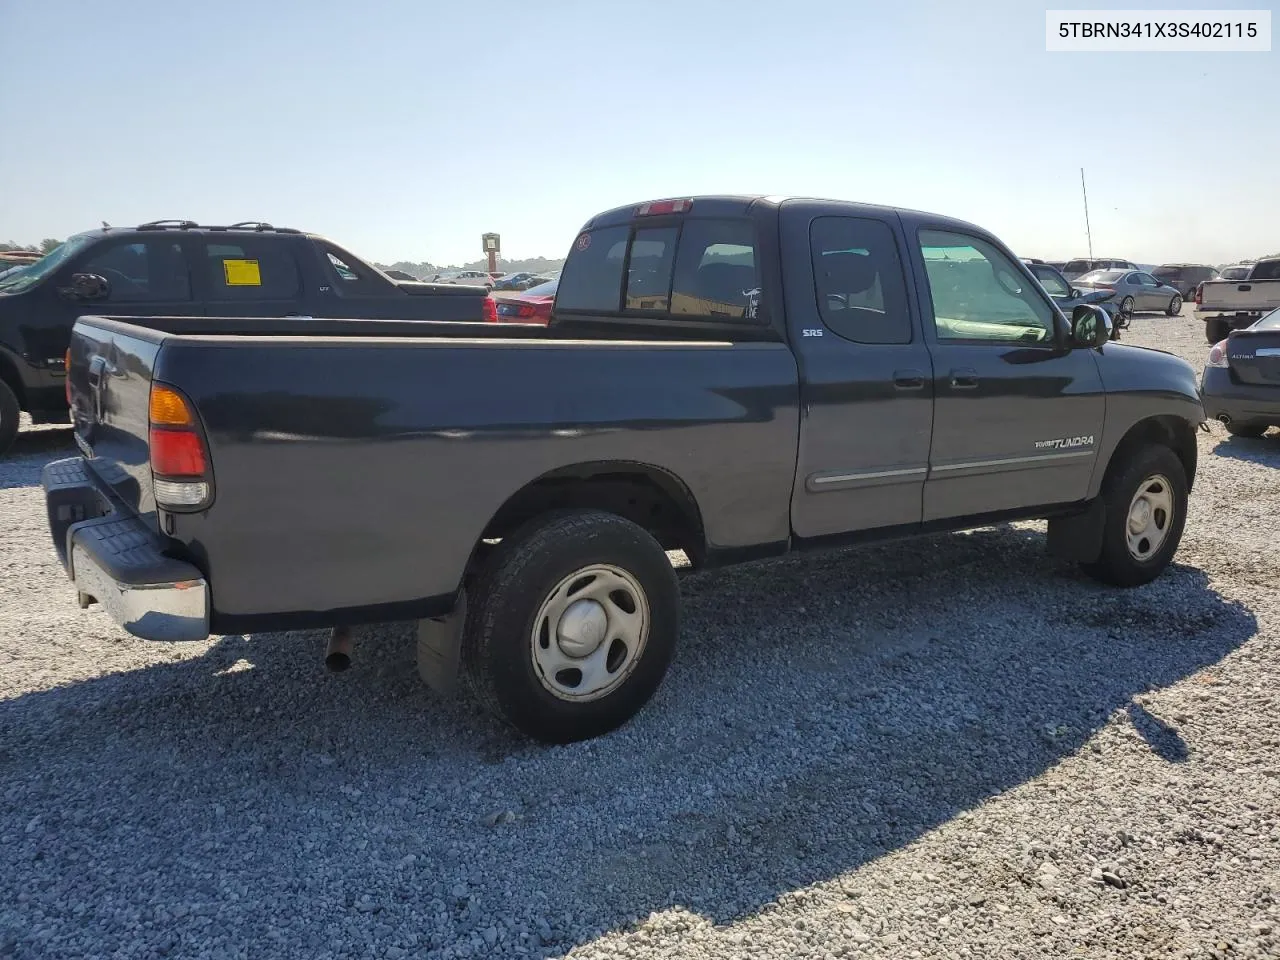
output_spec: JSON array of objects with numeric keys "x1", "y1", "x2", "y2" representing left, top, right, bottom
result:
[{"x1": 2, "y1": 310, "x2": 1278, "y2": 959}]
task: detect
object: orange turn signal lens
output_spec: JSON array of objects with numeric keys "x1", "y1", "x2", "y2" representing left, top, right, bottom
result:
[{"x1": 149, "y1": 385, "x2": 192, "y2": 426}]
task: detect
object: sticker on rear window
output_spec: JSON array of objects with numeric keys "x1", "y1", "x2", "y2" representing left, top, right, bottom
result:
[
  {"x1": 223, "y1": 259, "x2": 262, "y2": 286},
  {"x1": 575, "y1": 233, "x2": 591, "y2": 252}
]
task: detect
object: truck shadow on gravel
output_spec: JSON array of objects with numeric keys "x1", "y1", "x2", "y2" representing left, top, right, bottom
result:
[
  {"x1": 0, "y1": 526, "x2": 1258, "y2": 958},
  {"x1": 0, "y1": 427, "x2": 73, "y2": 490},
  {"x1": 1210, "y1": 434, "x2": 1280, "y2": 466}
]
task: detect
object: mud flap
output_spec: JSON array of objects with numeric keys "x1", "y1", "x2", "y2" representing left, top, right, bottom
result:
[
  {"x1": 416, "y1": 590, "x2": 466, "y2": 698},
  {"x1": 1047, "y1": 498, "x2": 1105, "y2": 563}
]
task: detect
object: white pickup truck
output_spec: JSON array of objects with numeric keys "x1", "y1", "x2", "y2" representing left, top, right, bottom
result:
[{"x1": 1196, "y1": 258, "x2": 1280, "y2": 343}]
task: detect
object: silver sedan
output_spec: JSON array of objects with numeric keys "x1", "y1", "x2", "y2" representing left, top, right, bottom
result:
[{"x1": 1073, "y1": 269, "x2": 1184, "y2": 317}]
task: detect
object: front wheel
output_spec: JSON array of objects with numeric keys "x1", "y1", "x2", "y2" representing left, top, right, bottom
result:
[
  {"x1": 462, "y1": 510, "x2": 680, "y2": 743},
  {"x1": 1082, "y1": 445, "x2": 1187, "y2": 588},
  {"x1": 0, "y1": 379, "x2": 19, "y2": 457},
  {"x1": 1166, "y1": 295, "x2": 1182, "y2": 317}
]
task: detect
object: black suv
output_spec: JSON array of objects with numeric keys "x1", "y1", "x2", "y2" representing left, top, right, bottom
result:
[{"x1": 0, "y1": 221, "x2": 491, "y2": 454}]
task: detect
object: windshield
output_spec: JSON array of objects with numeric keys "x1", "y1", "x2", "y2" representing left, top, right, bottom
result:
[
  {"x1": 1080, "y1": 270, "x2": 1126, "y2": 283},
  {"x1": 0, "y1": 235, "x2": 95, "y2": 294}
]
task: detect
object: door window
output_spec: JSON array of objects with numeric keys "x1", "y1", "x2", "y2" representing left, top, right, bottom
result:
[
  {"x1": 918, "y1": 230, "x2": 1055, "y2": 343},
  {"x1": 669, "y1": 219, "x2": 761, "y2": 320},
  {"x1": 202, "y1": 240, "x2": 300, "y2": 300},
  {"x1": 78, "y1": 240, "x2": 191, "y2": 302},
  {"x1": 810, "y1": 217, "x2": 911, "y2": 343}
]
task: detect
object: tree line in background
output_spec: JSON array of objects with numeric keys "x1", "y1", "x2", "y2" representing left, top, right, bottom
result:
[
  {"x1": 1, "y1": 239, "x2": 61, "y2": 254},
  {"x1": 373, "y1": 256, "x2": 565, "y2": 280}
]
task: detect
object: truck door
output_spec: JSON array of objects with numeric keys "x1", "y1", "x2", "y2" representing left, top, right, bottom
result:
[
  {"x1": 784, "y1": 210, "x2": 934, "y2": 539},
  {"x1": 909, "y1": 226, "x2": 1105, "y2": 522}
]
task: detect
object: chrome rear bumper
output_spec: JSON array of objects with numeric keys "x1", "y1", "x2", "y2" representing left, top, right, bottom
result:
[{"x1": 43, "y1": 457, "x2": 210, "y2": 642}]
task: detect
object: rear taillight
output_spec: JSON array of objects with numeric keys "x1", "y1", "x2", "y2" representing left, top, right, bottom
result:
[
  {"x1": 517, "y1": 304, "x2": 536, "y2": 319},
  {"x1": 1195, "y1": 283, "x2": 1203, "y2": 304},
  {"x1": 1207, "y1": 339, "x2": 1229, "y2": 368},
  {"x1": 149, "y1": 383, "x2": 210, "y2": 508},
  {"x1": 483, "y1": 296, "x2": 498, "y2": 322},
  {"x1": 64, "y1": 349, "x2": 72, "y2": 406}
]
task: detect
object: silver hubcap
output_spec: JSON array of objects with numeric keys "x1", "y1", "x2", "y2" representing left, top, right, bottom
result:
[
  {"x1": 1122, "y1": 298, "x2": 1134, "y2": 314},
  {"x1": 1172, "y1": 297, "x2": 1181, "y2": 313},
  {"x1": 531, "y1": 564, "x2": 649, "y2": 702},
  {"x1": 1126, "y1": 474, "x2": 1174, "y2": 562}
]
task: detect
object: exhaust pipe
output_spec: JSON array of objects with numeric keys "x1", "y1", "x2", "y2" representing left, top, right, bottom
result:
[
  {"x1": 1217, "y1": 414, "x2": 1232, "y2": 425},
  {"x1": 325, "y1": 626, "x2": 353, "y2": 672}
]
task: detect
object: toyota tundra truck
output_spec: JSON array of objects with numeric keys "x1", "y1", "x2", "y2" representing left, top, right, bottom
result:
[{"x1": 43, "y1": 196, "x2": 1206, "y2": 743}]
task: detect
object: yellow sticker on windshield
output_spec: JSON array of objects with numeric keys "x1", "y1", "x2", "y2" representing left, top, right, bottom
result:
[{"x1": 223, "y1": 259, "x2": 261, "y2": 286}]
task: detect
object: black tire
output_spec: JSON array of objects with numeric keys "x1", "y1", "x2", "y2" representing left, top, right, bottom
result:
[
  {"x1": 462, "y1": 509, "x2": 679, "y2": 743},
  {"x1": 1082, "y1": 445, "x2": 1187, "y2": 588},
  {"x1": 1224, "y1": 420, "x2": 1268, "y2": 438},
  {"x1": 1206, "y1": 318, "x2": 1230, "y2": 344},
  {"x1": 1166, "y1": 295, "x2": 1182, "y2": 317},
  {"x1": 1120, "y1": 296, "x2": 1135, "y2": 317},
  {"x1": 0, "y1": 379, "x2": 19, "y2": 457}
]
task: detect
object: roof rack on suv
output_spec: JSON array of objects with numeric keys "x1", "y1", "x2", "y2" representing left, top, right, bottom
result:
[
  {"x1": 137, "y1": 219, "x2": 199, "y2": 230},
  {"x1": 133, "y1": 220, "x2": 302, "y2": 235}
]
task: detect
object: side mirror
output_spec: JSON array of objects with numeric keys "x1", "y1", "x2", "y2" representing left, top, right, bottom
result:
[
  {"x1": 60, "y1": 273, "x2": 110, "y2": 302},
  {"x1": 1071, "y1": 304, "x2": 1112, "y2": 348}
]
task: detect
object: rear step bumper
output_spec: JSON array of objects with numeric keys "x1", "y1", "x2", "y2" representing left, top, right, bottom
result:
[{"x1": 42, "y1": 458, "x2": 210, "y2": 642}]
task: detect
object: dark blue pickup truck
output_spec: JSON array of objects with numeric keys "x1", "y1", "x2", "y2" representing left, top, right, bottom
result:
[{"x1": 44, "y1": 196, "x2": 1205, "y2": 742}]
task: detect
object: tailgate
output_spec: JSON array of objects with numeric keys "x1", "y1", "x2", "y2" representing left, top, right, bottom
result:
[
  {"x1": 1227, "y1": 328, "x2": 1280, "y2": 386},
  {"x1": 68, "y1": 319, "x2": 165, "y2": 527},
  {"x1": 1200, "y1": 278, "x2": 1280, "y2": 311}
]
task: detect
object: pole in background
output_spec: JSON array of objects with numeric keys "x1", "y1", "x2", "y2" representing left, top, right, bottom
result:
[{"x1": 1080, "y1": 168, "x2": 1094, "y2": 260}]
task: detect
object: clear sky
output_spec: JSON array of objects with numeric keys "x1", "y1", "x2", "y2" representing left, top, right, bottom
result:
[{"x1": 1, "y1": 0, "x2": 1275, "y2": 266}]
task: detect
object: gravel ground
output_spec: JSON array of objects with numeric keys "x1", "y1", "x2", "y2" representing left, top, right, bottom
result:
[{"x1": 2, "y1": 309, "x2": 1278, "y2": 959}]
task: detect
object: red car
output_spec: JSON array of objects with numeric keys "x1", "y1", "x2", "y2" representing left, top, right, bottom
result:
[{"x1": 490, "y1": 277, "x2": 557, "y2": 324}]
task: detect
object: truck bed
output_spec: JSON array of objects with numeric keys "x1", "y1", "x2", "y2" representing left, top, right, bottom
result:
[{"x1": 67, "y1": 315, "x2": 800, "y2": 633}]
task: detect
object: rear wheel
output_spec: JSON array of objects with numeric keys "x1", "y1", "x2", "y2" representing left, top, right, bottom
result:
[
  {"x1": 0, "y1": 379, "x2": 19, "y2": 457},
  {"x1": 1206, "y1": 318, "x2": 1230, "y2": 344},
  {"x1": 1082, "y1": 445, "x2": 1187, "y2": 588},
  {"x1": 1120, "y1": 296, "x2": 1135, "y2": 318},
  {"x1": 1166, "y1": 295, "x2": 1182, "y2": 316},
  {"x1": 1224, "y1": 421, "x2": 1269, "y2": 438},
  {"x1": 462, "y1": 509, "x2": 680, "y2": 743}
]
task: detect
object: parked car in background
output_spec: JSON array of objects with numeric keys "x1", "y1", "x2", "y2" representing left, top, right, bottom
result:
[
  {"x1": 45, "y1": 194, "x2": 1205, "y2": 742},
  {"x1": 437, "y1": 270, "x2": 495, "y2": 288},
  {"x1": 1200, "y1": 305, "x2": 1280, "y2": 438},
  {"x1": 0, "y1": 221, "x2": 494, "y2": 455},
  {"x1": 1025, "y1": 261, "x2": 1125, "y2": 338},
  {"x1": 1218, "y1": 263, "x2": 1254, "y2": 281},
  {"x1": 1152, "y1": 263, "x2": 1218, "y2": 300},
  {"x1": 491, "y1": 277, "x2": 557, "y2": 323},
  {"x1": 493, "y1": 272, "x2": 539, "y2": 291},
  {"x1": 1195, "y1": 258, "x2": 1280, "y2": 343},
  {"x1": 1073, "y1": 269, "x2": 1183, "y2": 317},
  {"x1": 1063, "y1": 258, "x2": 1138, "y2": 280}
]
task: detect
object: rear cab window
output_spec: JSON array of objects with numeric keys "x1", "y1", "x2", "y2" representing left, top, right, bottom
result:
[{"x1": 556, "y1": 212, "x2": 763, "y2": 323}]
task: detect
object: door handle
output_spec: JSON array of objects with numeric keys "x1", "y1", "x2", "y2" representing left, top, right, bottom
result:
[
  {"x1": 949, "y1": 367, "x2": 979, "y2": 389},
  {"x1": 893, "y1": 369, "x2": 926, "y2": 390}
]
